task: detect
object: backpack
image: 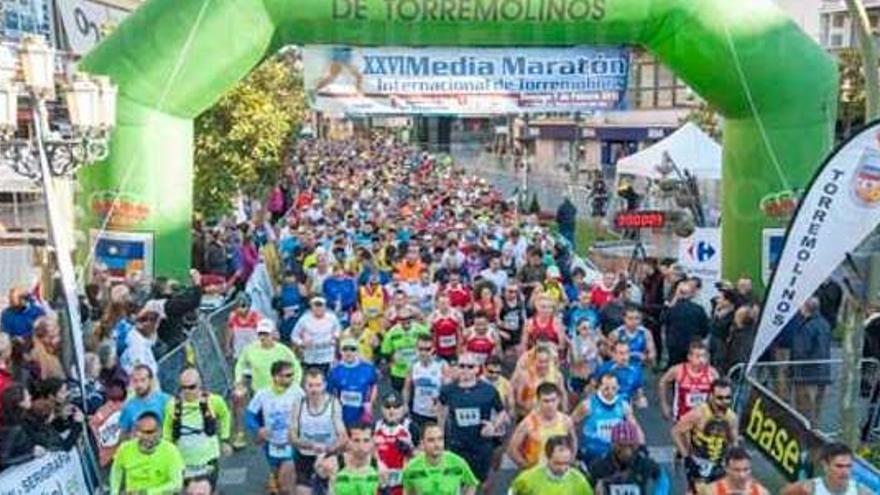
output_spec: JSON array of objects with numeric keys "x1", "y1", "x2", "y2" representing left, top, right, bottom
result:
[{"x1": 171, "y1": 392, "x2": 217, "y2": 441}]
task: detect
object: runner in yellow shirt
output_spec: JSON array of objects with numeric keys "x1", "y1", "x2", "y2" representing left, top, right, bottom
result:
[{"x1": 110, "y1": 411, "x2": 184, "y2": 495}]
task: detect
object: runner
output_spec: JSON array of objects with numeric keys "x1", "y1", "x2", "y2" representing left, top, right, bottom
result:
[
  {"x1": 358, "y1": 271, "x2": 387, "y2": 343},
  {"x1": 326, "y1": 337, "x2": 378, "y2": 427},
  {"x1": 291, "y1": 297, "x2": 342, "y2": 376},
  {"x1": 381, "y1": 308, "x2": 430, "y2": 392},
  {"x1": 374, "y1": 392, "x2": 419, "y2": 495},
  {"x1": 233, "y1": 319, "x2": 302, "y2": 449},
  {"x1": 573, "y1": 373, "x2": 644, "y2": 466},
  {"x1": 521, "y1": 295, "x2": 566, "y2": 356},
  {"x1": 402, "y1": 422, "x2": 479, "y2": 495},
  {"x1": 340, "y1": 311, "x2": 378, "y2": 363},
  {"x1": 509, "y1": 435, "x2": 594, "y2": 495},
  {"x1": 610, "y1": 307, "x2": 657, "y2": 366},
  {"x1": 507, "y1": 382, "x2": 577, "y2": 469},
  {"x1": 163, "y1": 368, "x2": 231, "y2": 490},
  {"x1": 438, "y1": 352, "x2": 509, "y2": 492},
  {"x1": 473, "y1": 285, "x2": 501, "y2": 322},
  {"x1": 429, "y1": 293, "x2": 464, "y2": 362},
  {"x1": 403, "y1": 333, "x2": 451, "y2": 431},
  {"x1": 110, "y1": 411, "x2": 185, "y2": 495},
  {"x1": 781, "y1": 442, "x2": 872, "y2": 495},
  {"x1": 443, "y1": 271, "x2": 473, "y2": 318},
  {"x1": 289, "y1": 367, "x2": 348, "y2": 495},
  {"x1": 462, "y1": 310, "x2": 501, "y2": 365},
  {"x1": 592, "y1": 341, "x2": 647, "y2": 406},
  {"x1": 569, "y1": 319, "x2": 603, "y2": 407},
  {"x1": 658, "y1": 341, "x2": 719, "y2": 422},
  {"x1": 511, "y1": 342, "x2": 567, "y2": 420},
  {"x1": 225, "y1": 294, "x2": 261, "y2": 358},
  {"x1": 672, "y1": 378, "x2": 739, "y2": 494},
  {"x1": 246, "y1": 360, "x2": 304, "y2": 494},
  {"x1": 706, "y1": 447, "x2": 770, "y2": 495},
  {"x1": 587, "y1": 421, "x2": 671, "y2": 494},
  {"x1": 326, "y1": 422, "x2": 381, "y2": 495},
  {"x1": 498, "y1": 283, "x2": 526, "y2": 359},
  {"x1": 119, "y1": 364, "x2": 171, "y2": 437}
]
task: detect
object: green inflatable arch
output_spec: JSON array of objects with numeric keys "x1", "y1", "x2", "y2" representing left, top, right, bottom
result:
[{"x1": 77, "y1": 0, "x2": 837, "y2": 282}]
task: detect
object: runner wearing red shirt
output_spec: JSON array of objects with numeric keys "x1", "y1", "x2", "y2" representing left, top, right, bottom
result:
[
  {"x1": 444, "y1": 272, "x2": 472, "y2": 314},
  {"x1": 374, "y1": 393, "x2": 418, "y2": 495},
  {"x1": 463, "y1": 312, "x2": 500, "y2": 365},
  {"x1": 658, "y1": 341, "x2": 719, "y2": 422},
  {"x1": 430, "y1": 294, "x2": 464, "y2": 362},
  {"x1": 521, "y1": 296, "x2": 566, "y2": 360},
  {"x1": 226, "y1": 297, "x2": 262, "y2": 358},
  {"x1": 589, "y1": 272, "x2": 618, "y2": 309}
]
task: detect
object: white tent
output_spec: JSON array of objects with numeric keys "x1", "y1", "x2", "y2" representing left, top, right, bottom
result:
[
  {"x1": 0, "y1": 166, "x2": 39, "y2": 193},
  {"x1": 616, "y1": 122, "x2": 722, "y2": 180}
]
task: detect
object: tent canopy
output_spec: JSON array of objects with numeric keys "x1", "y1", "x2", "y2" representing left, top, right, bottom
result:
[
  {"x1": 616, "y1": 123, "x2": 722, "y2": 180},
  {"x1": 0, "y1": 167, "x2": 39, "y2": 193}
]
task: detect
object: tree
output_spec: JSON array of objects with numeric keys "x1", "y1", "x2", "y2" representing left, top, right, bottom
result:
[
  {"x1": 194, "y1": 53, "x2": 307, "y2": 219},
  {"x1": 839, "y1": 47, "x2": 867, "y2": 140},
  {"x1": 681, "y1": 100, "x2": 722, "y2": 142}
]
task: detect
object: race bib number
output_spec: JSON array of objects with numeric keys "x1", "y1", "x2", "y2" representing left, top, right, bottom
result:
[
  {"x1": 438, "y1": 335, "x2": 457, "y2": 348},
  {"x1": 283, "y1": 307, "x2": 299, "y2": 319},
  {"x1": 596, "y1": 419, "x2": 620, "y2": 442},
  {"x1": 396, "y1": 347, "x2": 417, "y2": 365},
  {"x1": 385, "y1": 469, "x2": 403, "y2": 486},
  {"x1": 304, "y1": 341, "x2": 335, "y2": 363},
  {"x1": 690, "y1": 456, "x2": 716, "y2": 478},
  {"x1": 365, "y1": 307, "x2": 380, "y2": 318},
  {"x1": 686, "y1": 392, "x2": 708, "y2": 408},
  {"x1": 268, "y1": 443, "x2": 293, "y2": 459},
  {"x1": 454, "y1": 407, "x2": 481, "y2": 427},
  {"x1": 184, "y1": 464, "x2": 213, "y2": 478},
  {"x1": 608, "y1": 484, "x2": 641, "y2": 495},
  {"x1": 96, "y1": 413, "x2": 121, "y2": 448},
  {"x1": 413, "y1": 386, "x2": 438, "y2": 416},
  {"x1": 340, "y1": 390, "x2": 363, "y2": 408}
]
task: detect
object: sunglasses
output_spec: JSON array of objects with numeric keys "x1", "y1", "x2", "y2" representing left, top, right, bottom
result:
[
  {"x1": 715, "y1": 395, "x2": 733, "y2": 401},
  {"x1": 342, "y1": 346, "x2": 358, "y2": 352},
  {"x1": 180, "y1": 383, "x2": 199, "y2": 390},
  {"x1": 279, "y1": 373, "x2": 295, "y2": 378},
  {"x1": 458, "y1": 364, "x2": 478, "y2": 369},
  {"x1": 417, "y1": 347, "x2": 433, "y2": 352},
  {"x1": 139, "y1": 429, "x2": 159, "y2": 435}
]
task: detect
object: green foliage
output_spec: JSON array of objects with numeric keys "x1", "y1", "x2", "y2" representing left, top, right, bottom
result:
[
  {"x1": 194, "y1": 54, "x2": 307, "y2": 219},
  {"x1": 681, "y1": 100, "x2": 722, "y2": 142},
  {"x1": 839, "y1": 47, "x2": 867, "y2": 141}
]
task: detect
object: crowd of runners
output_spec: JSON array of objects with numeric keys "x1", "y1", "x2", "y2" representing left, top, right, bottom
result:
[{"x1": 1, "y1": 134, "x2": 871, "y2": 495}]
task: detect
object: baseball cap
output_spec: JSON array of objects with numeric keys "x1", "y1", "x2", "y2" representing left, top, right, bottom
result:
[
  {"x1": 256, "y1": 319, "x2": 275, "y2": 334},
  {"x1": 339, "y1": 337, "x2": 358, "y2": 349},
  {"x1": 458, "y1": 352, "x2": 482, "y2": 367},
  {"x1": 611, "y1": 421, "x2": 641, "y2": 445},
  {"x1": 311, "y1": 296, "x2": 327, "y2": 306}
]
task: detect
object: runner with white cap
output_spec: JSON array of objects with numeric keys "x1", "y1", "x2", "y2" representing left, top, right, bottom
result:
[{"x1": 291, "y1": 296, "x2": 342, "y2": 376}]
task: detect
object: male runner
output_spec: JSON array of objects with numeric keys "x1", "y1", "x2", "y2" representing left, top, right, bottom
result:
[
  {"x1": 381, "y1": 309, "x2": 430, "y2": 392},
  {"x1": 327, "y1": 337, "x2": 378, "y2": 427},
  {"x1": 507, "y1": 382, "x2": 577, "y2": 469},
  {"x1": 110, "y1": 411, "x2": 185, "y2": 495},
  {"x1": 706, "y1": 447, "x2": 770, "y2": 495},
  {"x1": 610, "y1": 307, "x2": 657, "y2": 366},
  {"x1": 374, "y1": 392, "x2": 418, "y2": 495},
  {"x1": 781, "y1": 442, "x2": 872, "y2": 495},
  {"x1": 402, "y1": 422, "x2": 479, "y2": 495},
  {"x1": 592, "y1": 341, "x2": 647, "y2": 406},
  {"x1": 658, "y1": 341, "x2": 719, "y2": 422},
  {"x1": 672, "y1": 378, "x2": 739, "y2": 494},
  {"x1": 403, "y1": 333, "x2": 450, "y2": 431},
  {"x1": 246, "y1": 361, "x2": 304, "y2": 494},
  {"x1": 291, "y1": 297, "x2": 342, "y2": 376},
  {"x1": 573, "y1": 373, "x2": 644, "y2": 465},
  {"x1": 509, "y1": 435, "x2": 594, "y2": 495}
]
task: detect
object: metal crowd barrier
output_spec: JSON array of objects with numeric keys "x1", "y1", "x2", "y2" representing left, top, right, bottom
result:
[
  {"x1": 727, "y1": 358, "x2": 880, "y2": 441},
  {"x1": 156, "y1": 301, "x2": 235, "y2": 397}
]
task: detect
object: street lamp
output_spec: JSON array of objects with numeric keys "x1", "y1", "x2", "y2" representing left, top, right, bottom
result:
[{"x1": 0, "y1": 35, "x2": 117, "y2": 424}]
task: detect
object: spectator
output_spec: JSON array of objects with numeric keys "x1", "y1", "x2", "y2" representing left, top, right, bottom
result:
[
  {"x1": 152, "y1": 270, "x2": 204, "y2": 350},
  {"x1": 31, "y1": 316, "x2": 65, "y2": 380},
  {"x1": 120, "y1": 307, "x2": 161, "y2": 377},
  {"x1": 203, "y1": 228, "x2": 229, "y2": 278},
  {"x1": 1, "y1": 287, "x2": 45, "y2": 339},
  {"x1": 662, "y1": 282, "x2": 709, "y2": 367},
  {"x1": 791, "y1": 297, "x2": 832, "y2": 424},
  {"x1": 816, "y1": 279, "x2": 843, "y2": 330},
  {"x1": 708, "y1": 289, "x2": 737, "y2": 369},
  {"x1": 68, "y1": 352, "x2": 106, "y2": 414},
  {"x1": 0, "y1": 385, "x2": 42, "y2": 470},
  {"x1": 736, "y1": 277, "x2": 756, "y2": 306},
  {"x1": 724, "y1": 306, "x2": 758, "y2": 374},
  {"x1": 90, "y1": 284, "x2": 134, "y2": 356},
  {"x1": 97, "y1": 343, "x2": 128, "y2": 392},
  {"x1": 0, "y1": 333, "x2": 12, "y2": 419},
  {"x1": 24, "y1": 379, "x2": 83, "y2": 452},
  {"x1": 556, "y1": 196, "x2": 577, "y2": 250}
]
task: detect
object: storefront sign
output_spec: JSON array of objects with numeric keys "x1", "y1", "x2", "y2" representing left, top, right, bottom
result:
[
  {"x1": 89, "y1": 191, "x2": 151, "y2": 229},
  {"x1": 614, "y1": 210, "x2": 666, "y2": 229},
  {"x1": 89, "y1": 229, "x2": 154, "y2": 281},
  {"x1": 303, "y1": 45, "x2": 629, "y2": 115},
  {"x1": 0, "y1": 448, "x2": 89, "y2": 495},
  {"x1": 56, "y1": 0, "x2": 132, "y2": 56},
  {"x1": 743, "y1": 385, "x2": 823, "y2": 481}
]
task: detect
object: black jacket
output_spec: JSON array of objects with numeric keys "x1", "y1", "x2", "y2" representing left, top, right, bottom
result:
[
  {"x1": 0, "y1": 423, "x2": 35, "y2": 470},
  {"x1": 156, "y1": 286, "x2": 204, "y2": 348},
  {"x1": 662, "y1": 299, "x2": 709, "y2": 350}
]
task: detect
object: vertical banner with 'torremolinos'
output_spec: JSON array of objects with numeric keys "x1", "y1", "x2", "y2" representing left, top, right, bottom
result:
[{"x1": 749, "y1": 122, "x2": 880, "y2": 370}]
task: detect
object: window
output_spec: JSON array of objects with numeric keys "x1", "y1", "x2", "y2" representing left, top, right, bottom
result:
[
  {"x1": 831, "y1": 33, "x2": 844, "y2": 47},
  {"x1": 833, "y1": 13, "x2": 846, "y2": 28}
]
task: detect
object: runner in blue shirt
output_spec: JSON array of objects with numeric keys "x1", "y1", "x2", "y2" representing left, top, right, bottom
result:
[
  {"x1": 327, "y1": 337, "x2": 378, "y2": 426},
  {"x1": 609, "y1": 307, "x2": 656, "y2": 366},
  {"x1": 592, "y1": 341, "x2": 647, "y2": 406},
  {"x1": 119, "y1": 365, "x2": 171, "y2": 435}
]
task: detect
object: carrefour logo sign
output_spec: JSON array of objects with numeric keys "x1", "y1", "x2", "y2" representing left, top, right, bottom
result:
[{"x1": 687, "y1": 239, "x2": 717, "y2": 263}]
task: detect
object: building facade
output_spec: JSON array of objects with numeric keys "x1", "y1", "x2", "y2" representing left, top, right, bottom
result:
[{"x1": 820, "y1": 0, "x2": 880, "y2": 50}]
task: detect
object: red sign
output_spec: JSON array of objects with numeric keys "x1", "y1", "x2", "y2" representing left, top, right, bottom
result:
[{"x1": 614, "y1": 211, "x2": 666, "y2": 229}]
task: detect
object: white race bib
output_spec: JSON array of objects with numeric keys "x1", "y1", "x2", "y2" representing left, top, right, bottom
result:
[
  {"x1": 385, "y1": 469, "x2": 403, "y2": 487},
  {"x1": 596, "y1": 419, "x2": 620, "y2": 442},
  {"x1": 340, "y1": 390, "x2": 363, "y2": 408},
  {"x1": 96, "y1": 412, "x2": 121, "y2": 448},
  {"x1": 438, "y1": 335, "x2": 457, "y2": 348},
  {"x1": 454, "y1": 407, "x2": 481, "y2": 427},
  {"x1": 686, "y1": 392, "x2": 708, "y2": 408},
  {"x1": 304, "y1": 341, "x2": 335, "y2": 363},
  {"x1": 608, "y1": 484, "x2": 641, "y2": 495},
  {"x1": 268, "y1": 443, "x2": 293, "y2": 459},
  {"x1": 396, "y1": 347, "x2": 417, "y2": 365}
]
